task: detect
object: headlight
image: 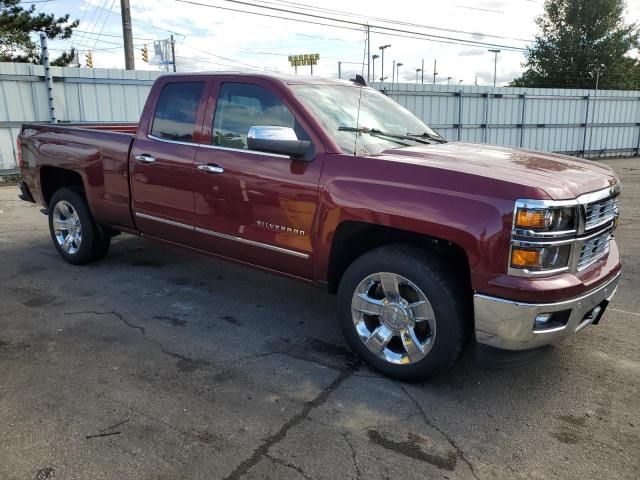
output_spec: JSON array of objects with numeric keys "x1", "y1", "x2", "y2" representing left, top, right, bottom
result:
[
  {"x1": 510, "y1": 244, "x2": 572, "y2": 272},
  {"x1": 514, "y1": 206, "x2": 576, "y2": 232}
]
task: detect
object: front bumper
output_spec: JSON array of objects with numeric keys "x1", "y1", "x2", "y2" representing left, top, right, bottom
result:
[{"x1": 474, "y1": 272, "x2": 621, "y2": 350}]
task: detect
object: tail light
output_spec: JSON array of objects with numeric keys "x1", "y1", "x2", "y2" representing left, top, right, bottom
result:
[{"x1": 16, "y1": 136, "x2": 23, "y2": 168}]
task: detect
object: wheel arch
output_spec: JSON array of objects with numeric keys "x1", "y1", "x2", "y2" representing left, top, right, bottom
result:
[
  {"x1": 40, "y1": 166, "x2": 86, "y2": 207},
  {"x1": 325, "y1": 221, "x2": 472, "y2": 296}
]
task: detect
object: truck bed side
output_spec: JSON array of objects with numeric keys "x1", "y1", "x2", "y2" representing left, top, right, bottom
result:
[{"x1": 20, "y1": 123, "x2": 137, "y2": 231}]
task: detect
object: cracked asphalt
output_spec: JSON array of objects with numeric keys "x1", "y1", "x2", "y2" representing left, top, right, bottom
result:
[{"x1": 1, "y1": 157, "x2": 639, "y2": 480}]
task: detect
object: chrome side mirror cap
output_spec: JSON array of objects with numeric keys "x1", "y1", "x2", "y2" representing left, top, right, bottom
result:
[
  {"x1": 247, "y1": 125, "x2": 314, "y2": 161},
  {"x1": 248, "y1": 126, "x2": 298, "y2": 141}
]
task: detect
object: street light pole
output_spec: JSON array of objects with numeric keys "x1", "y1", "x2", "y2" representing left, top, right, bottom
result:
[
  {"x1": 372, "y1": 54, "x2": 379, "y2": 84},
  {"x1": 421, "y1": 58, "x2": 424, "y2": 84},
  {"x1": 379, "y1": 44, "x2": 391, "y2": 87},
  {"x1": 416, "y1": 68, "x2": 422, "y2": 83},
  {"x1": 338, "y1": 61, "x2": 341, "y2": 79},
  {"x1": 396, "y1": 62, "x2": 403, "y2": 87},
  {"x1": 488, "y1": 49, "x2": 501, "y2": 87},
  {"x1": 447, "y1": 76, "x2": 452, "y2": 85},
  {"x1": 433, "y1": 59, "x2": 438, "y2": 84},
  {"x1": 392, "y1": 59, "x2": 396, "y2": 86}
]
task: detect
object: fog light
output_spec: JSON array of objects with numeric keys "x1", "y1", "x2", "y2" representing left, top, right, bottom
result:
[
  {"x1": 533, "y1": 309, "x2": 571, "y2": 332},
  {"x1": 535, "y1": 313, "x2": 554, "y2": 327}
]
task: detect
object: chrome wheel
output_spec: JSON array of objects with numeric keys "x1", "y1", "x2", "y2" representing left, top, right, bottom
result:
[
  {"x1": 351, "y1": 272, "x2": 437, "y2": 365},
  {"x1": 52, "y1": 200, "x2": 82, "y2": 254}
]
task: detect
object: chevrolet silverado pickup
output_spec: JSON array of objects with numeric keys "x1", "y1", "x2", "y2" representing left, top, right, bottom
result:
[{"x1": 17, "y1": 73, "x2": 622, "y2": 381}]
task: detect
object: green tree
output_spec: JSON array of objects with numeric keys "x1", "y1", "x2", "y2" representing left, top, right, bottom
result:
[
  {"x1": 511, "y1": 0, "x2": 640, "y2": 89},
  {"x1": 0, "y1": 0, "x2": 79, "y2": 66}
]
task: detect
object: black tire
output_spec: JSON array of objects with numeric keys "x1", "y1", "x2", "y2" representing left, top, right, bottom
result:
[
  {"x1": 337, "y1": 245, "x2": 468, "y2": 382},
  {"x1": 48, "y1": 187, "x2": 111, "y2": 265}
]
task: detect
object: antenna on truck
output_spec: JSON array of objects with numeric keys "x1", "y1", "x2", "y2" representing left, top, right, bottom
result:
[{"x1": 350, "y1": 74, "x2": 367, "y2": 86}]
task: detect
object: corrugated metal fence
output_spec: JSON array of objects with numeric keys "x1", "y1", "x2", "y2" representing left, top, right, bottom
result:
[
  {"x1": 1, "y1": 62, "x2": 639, "y2": 172},
  {"x1": 377, "y1": 82, "x2": 640, "y2": 158},
  {"x1": 0, "y1": 62, "x2": 161, "y2": 171}
]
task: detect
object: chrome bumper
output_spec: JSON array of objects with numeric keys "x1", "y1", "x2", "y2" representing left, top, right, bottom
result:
[{"x1": 474, "y1": 273, "x2": 621, "y2": 350}]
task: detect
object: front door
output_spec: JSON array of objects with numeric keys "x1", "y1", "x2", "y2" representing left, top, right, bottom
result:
[
  {"x1": 193, "y1": 80, "x2": 324, "y2": 279},
  {"x1": 130, "y1": 79, "x2": 207, "y2": 246}
]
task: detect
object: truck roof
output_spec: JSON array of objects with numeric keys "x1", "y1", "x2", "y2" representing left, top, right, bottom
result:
[{"x1": 158, "y1": 71, "x2": 363, "y2": 87}]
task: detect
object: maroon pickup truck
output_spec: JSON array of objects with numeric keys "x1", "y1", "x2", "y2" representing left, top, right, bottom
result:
[{"x1": 17, "y1": 73, "x2": 621, "y2": 381}]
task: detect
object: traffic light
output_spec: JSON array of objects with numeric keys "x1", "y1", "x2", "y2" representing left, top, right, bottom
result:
[
  {"x1": 85, "y1": 51, "x2": 93, "y2": 68},
  {"x1": 141, "y1": 45, "x2": 149, "y2": 63}
]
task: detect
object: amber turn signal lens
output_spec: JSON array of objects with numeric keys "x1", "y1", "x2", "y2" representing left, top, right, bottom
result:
[
  {"x1": 511, "y1": 248, "x2": 541, "y2": 268},
  {"x1": 515, "y1": 209, "x2": 548, "y2": 229}
]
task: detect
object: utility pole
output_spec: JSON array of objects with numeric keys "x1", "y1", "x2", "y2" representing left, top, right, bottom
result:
[
  {"x1": 379, "y1": 44, "x2": 391, "y2": 87},
  {"x1": 39, "y1": 32, "x2": 56, "y2": 123},
  {"x1": 366, "y1": 24, "x2": 371, "y2": 83},
  {"x1": 488, "y1": 49, "x2": 500, "y2": 87},
  {"x1": 421, "y1": 58, "x2": 424, "y2": 84},
  {"x1": 120, "y1": 0, "x2": 135, "y2": 70},
  {"x1": 475, "y1": 75, "x2": 478, "y2": 86},
  {"x1": 170, "y1": 34, "x2": 176, "y2": 72},
  {"x1": 338, "y1": 61, "x2": 341, "y2": 79},
  {"x1": 433, "y1": 59, "x2": 438, "y2": 84}
]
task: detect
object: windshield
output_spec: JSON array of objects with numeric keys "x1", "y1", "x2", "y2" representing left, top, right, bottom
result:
[{"x1": 291, "y1": 84, "x2": 441, "y2": 155}]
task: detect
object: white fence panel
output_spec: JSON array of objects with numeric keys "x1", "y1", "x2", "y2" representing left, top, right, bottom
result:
[
  {"x1": 2, "y1": 65, "x2": 639, "y2": 171},
  {"x1": 0, "y1": 62, "x2": 161, "y2": 171},
  {"x1": 376, "y1": 82, "x2": 640, "y2": 159}
]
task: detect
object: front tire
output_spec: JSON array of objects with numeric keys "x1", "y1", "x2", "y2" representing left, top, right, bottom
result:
[
  {"x1": 48, "y1": 188, "x2": 110, "y2": 265},
  {"x1": 337, "y1": 245, "x2": 467, "y2": 382}
]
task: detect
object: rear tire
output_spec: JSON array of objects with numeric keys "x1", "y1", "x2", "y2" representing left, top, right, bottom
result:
[
  {"x1": 48, "y1": 188, "x2": 111, "y2": 265},
  {"x1": 337, "y1": 245, "x2": 467, "y2": 382}
]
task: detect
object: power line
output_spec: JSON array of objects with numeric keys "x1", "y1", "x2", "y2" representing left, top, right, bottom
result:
[
  {"x1": 178, "y1": 44, "x2": 279, "y2": 72},
  {"x1": 257, "y1": 0, "x2": 532, "y2": 43},
  {"x1": 74, "y1": 30, "x2": 156, "y2": 41},
  {"x1": 73, "y1": 0, "x2": 109, "y2": 49},
  {"x1": 174, "y1": 0, "x2": 526, "y2": 51},
  {"x1": 91, "y1": 0, "x2": 117, "y2": 50},
  {"x1": 215, "y1": 0, "x2": 528, "y2": 49}
]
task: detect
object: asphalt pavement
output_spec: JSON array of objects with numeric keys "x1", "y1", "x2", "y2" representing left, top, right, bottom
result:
[{"x1": 0, "y1": 157, "x2": 638, "y2": 480}]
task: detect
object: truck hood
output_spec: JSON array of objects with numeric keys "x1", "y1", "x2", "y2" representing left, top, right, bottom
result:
[{"x1": 376, "y1": 142, "x2": 618, "y2": 199}]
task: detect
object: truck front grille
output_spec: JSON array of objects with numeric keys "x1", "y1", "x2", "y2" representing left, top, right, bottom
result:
[
  {"x1": 584, "y1": 196, "x2": 618, "y2": 231},
  {"x1": 578, "y1": 231, "x2": 611, "y2": 271}
]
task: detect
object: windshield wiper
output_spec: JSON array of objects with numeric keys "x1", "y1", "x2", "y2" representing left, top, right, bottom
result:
[
  {"x1": 338, "y1": 126, "x2": 433, "y2": 145},
  {"x1": 407, "y1": 132, "x2": 448, "y2": 144}
]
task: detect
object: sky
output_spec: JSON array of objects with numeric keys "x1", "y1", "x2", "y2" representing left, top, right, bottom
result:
[{"x1": 34, "y1": 0, "x2": 640, "y2": 86}]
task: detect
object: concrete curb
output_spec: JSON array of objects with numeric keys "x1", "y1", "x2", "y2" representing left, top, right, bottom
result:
[{"x1": 0, "y1": 173, "x2": 20, "y2": 185}]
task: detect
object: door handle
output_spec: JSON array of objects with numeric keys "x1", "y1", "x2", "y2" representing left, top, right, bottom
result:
[
  {"x1": 135, "y1": 154, "x2": 156, "y2": 164},
  {"x1": 197, "y1": 164, "x2": 224, "y2": 174}
]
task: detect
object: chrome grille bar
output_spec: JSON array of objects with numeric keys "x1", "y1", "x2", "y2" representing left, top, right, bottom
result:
[
  {"x1": 584, "y1": 196, "x2": 619, "y2": 231},
  {"x1": 578, "y1": 232, "x2": 611, "y2": 270}
]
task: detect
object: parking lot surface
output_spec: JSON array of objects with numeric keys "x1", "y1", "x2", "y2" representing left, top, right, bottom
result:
[{"x1": 1, "y1": 157, "x2": 638, "y2": 480}]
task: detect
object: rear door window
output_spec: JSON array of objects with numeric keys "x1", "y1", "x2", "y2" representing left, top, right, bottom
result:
[
  {"x1": 212, "y1": 82, "x2": 308, "y2": 150},
  {"x1": 151, "y1": 81, "x2": 204, "y2": 142}
]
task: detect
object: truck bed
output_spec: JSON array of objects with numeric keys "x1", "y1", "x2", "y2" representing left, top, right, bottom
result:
[{"x1": 19, "y1": 122, "x2": 138, "y2": 230}]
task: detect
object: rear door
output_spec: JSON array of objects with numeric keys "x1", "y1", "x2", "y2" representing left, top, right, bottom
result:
[
  {"x1": 130, "y1": 78, "x2": 208, "y2": 246},
  {"x1": 192, "y1": 78, "x2": 325, "y2": 279}
]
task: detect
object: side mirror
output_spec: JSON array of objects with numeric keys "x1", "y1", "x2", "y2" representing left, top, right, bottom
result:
[{"x1": 247, "y1": 126, "x2": 314, "y2": 161}]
